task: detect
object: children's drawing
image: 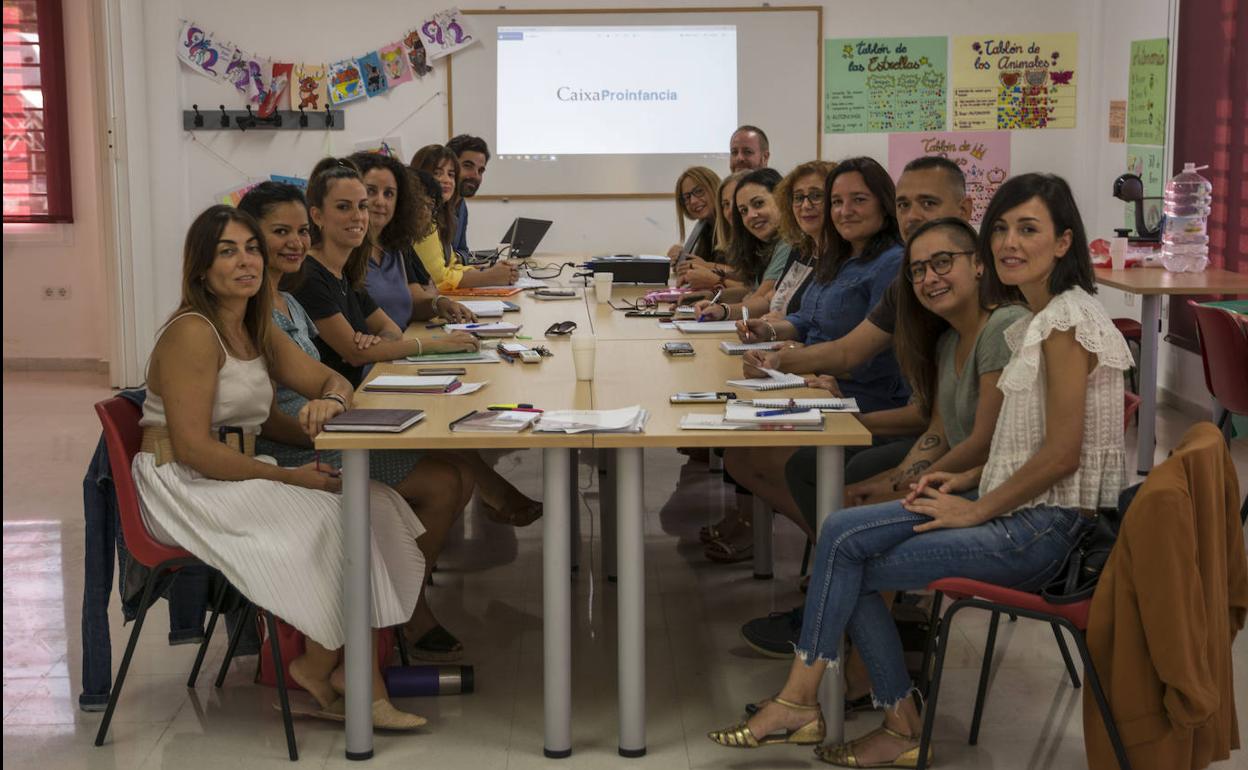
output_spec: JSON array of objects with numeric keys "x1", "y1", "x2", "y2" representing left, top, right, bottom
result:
[
  {"x1": 355, "y1": 51, "x2": 389, "y2": 98},
  {"x1": 176, "y1": 20, "x2": 229, "y2": 81},
  {"x1": 291, "y1": 64, "x2": 329, "y2": 111},
  {"x1": 420, "y1": 7, "x2": 477, "y2": 61},
  {"x1": 378, "y1": 42, "x2": 413, "y2": 87},
  {"x1": 402, "y1": 30, "x2": 433, "y2": 78},
  {"x1": 328, "y1": 59, "x2": 366, "y2": 105},
  {"x1": 259, "y1": 62, "x2": 292, "y2": 118}
]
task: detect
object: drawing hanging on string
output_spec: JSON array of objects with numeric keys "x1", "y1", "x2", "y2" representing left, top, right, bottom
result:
[
  {"x1": 355, "y1": 51, "x2": 389, "y2": 98},
  {"x1": 419, "y1": 7, "x2": 477, "y2": 61},
  {"x1": 292, "y1": 63, "x2": 329, "y2": 110},
  {"x1": 378, "y1": 42, "x2": 413, "y2": 87},
  {"x1": 402, "y1": 30, "x2": 434, "y2": 78},
  {"x1": 259, "y1": 62, "x2": 293, "y2": 118},
  {"x1": 328, "y1": 58, "x2": 367, "y2": 105},
  {"x1": 176, "y1": 20, "x2": 231, "y2": 81},
  {"x1": 224, "y1": 48, "x2": 269, "y2": 104}
]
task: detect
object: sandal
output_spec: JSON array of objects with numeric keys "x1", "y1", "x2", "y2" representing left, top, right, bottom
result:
[
  {"x1": 814, "y1": 725, "x2": 930, "y2": 768},
  {"x1": 404, "y1": 625, "x2": 464, "y2": 662},
  {"x1": 372, "y1": 698, "x2": 427, "y2": 731},
  {"x1": 746, "y1": 693, "x2": 874, "y2": 718},
  {"x1": 278, "y1": 696, "x2": 345, "y2": 723},
  {"x1": 483, "y1": 498, "x2": 543, "y2": 527},
  {"x1": 698, "y1": 521, "x2": 729, "y2": 544},
  {"x1": 708, "y1": 695, "x2": 825, "y2": 748},
  {"x1": 704, "y1": 536, "x2": 753, "y2": 563}
]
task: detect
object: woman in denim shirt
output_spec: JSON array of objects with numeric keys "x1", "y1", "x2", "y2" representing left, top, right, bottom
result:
[{"x1": 713, "y1": 158, "x2": 910, "y2": 561}]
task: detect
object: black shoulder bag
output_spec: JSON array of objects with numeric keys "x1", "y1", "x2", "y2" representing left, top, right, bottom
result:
[{"x1": 1039, "y1": 483, "x2": 1142, "y2": 604}]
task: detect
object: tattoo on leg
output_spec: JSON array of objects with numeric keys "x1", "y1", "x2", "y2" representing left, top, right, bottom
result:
[{"x1": 918, "y1": 435, "x2": 941, "y2": 450}]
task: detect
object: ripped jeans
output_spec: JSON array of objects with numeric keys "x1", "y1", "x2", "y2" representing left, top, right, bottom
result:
[{"x1": 796, "y1": 500, "x2": 1089, "y2": 707}]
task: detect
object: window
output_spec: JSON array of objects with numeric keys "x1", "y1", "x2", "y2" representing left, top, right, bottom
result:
[{"x1": 3, "y1": 0, "x2": 71, "y2": 223}]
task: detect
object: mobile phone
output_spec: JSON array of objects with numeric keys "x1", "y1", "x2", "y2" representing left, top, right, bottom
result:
[
  {"x1": 663, "y1": 341, "x2": 695, "y2": 356},
  {"x1": 501, "y1": 301, "x2": 521, "y2": 312},
  {"x1": 670, "y1": 391, "x2": 736, "y2": 403},
  {"x1": 627, "y1": 310, "x2": 675, "y2": 318},
  {"x1": 499, "y1": 342, "x2": 528, "y2": 354},
  {"x1": 416, "y1": 367, "x2": 467, "y2": 376}
]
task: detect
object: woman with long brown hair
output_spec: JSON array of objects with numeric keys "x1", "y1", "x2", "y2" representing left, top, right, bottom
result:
[
  {"x1": 666, "y1": 165, "x2": 722, "y2": 263},
  {"x1": 132, "y1": 204, "x2": 428, "y2": 729}
]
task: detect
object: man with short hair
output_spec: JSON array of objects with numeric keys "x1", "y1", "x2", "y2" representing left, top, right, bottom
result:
[
  {"x1": 447, "y1": 134, "x2": 490, "y2": 259},
  {"x1": 729, "y1": 125, "x2": 770, "y2": 172},
  {"x1": 737, "y1": 155, "x2": 974, "y2": 660}
]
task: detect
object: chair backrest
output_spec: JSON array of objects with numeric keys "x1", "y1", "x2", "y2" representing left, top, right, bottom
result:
[
  {"x1": 94, "y1": 396, "x2": 194, "y2": 569},
  {"x1": 1187, "y1": 300, "x2": 1248, "y2": 415},
  {"x1": 1123, "y1": 391, "x2": 1140, "y2": 432}
]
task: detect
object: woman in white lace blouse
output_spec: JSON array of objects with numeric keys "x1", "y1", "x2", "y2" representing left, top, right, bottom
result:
[{"x1": 707, "y1": 173, "x2": 1130, "y2": 768}]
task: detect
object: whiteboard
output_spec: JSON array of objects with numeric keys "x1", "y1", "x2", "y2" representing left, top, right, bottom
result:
[{"x1": 448, "y1": 7, "x2": 821, "y2": 199}]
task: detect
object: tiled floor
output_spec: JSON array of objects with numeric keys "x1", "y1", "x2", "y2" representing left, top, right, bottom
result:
[{"x1": 3, "y1": 369, "x2": 1246, "y2": 769}]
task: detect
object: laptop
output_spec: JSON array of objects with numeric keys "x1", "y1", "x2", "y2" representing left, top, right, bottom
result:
[{"x1": 471, "y1": 217, "x2": 553, "y2": 261}]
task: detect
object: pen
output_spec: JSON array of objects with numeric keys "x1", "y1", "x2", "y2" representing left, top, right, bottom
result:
[
  {"x1": 742, "y1": 306, "x2": 749, "y2": 323},
  {"x1": 425, "y1": 323, "x2": 445, "y2": 329},
  {"x1": 696, "y1": 288, "x2": 724, "y2": 322},
  {"x1": 448, "y1": 409, "x2": 479, "y2": 429},
  {"x1": 757, "y1": 407, "x2": 808, "y2": 417},
  {"x1": 488, "y1": 403, "x2": 535, "y2": 410}
]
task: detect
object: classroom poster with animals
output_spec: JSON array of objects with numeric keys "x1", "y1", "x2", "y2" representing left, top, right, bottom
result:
[
  {"x1": 1127, "y1": 39, "x2": 1167, "y2": 147},
  {"x1": 887, "y1": 131, "x2": 1010, "y2": 225},
  {"x1": 823, "y1": 37, "x2": 947, "y2": 133},
  {"x1": 951, "y1": 34, "x2": 1077, "y2": 130}
]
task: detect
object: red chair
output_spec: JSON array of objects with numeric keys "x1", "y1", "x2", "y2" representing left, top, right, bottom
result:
[
  {"x1": 92, "y1": 396, "x2": 299, "y2": 761},
  {"x1": 1187, "y1": 300, "x2": 1248, "y2": 437}
]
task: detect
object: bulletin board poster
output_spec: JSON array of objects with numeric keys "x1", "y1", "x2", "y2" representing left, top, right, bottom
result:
[
  {"x1": 1127, "y1": 39, "x2": 1167, "y2": 146},
  {"x1": 888, "y1": 131, "x2": 1010, "y2": 225},
  {"x1": 952, "y1": 34, "x2": 1077, "y2": 130},
  {"x1": 824, "y1": 37, "x2": 947, "y2": 134},
  {"x1": 1125, "y1": 144, "x2": 1164, "y2": 233}
]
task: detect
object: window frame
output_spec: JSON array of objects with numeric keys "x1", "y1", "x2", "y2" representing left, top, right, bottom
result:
[{"x1": 3, "y1": 0, "x2": 73, "y2": 224}]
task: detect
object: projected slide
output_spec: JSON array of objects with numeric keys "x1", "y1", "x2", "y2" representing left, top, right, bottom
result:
[{"x1": 496, "y1": 25, "x2": 738, "y2": 156}]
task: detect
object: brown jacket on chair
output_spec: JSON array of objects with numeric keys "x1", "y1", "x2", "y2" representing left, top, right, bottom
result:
[{"x1": 1084, "y1": 422, "x2": 1247, "y2": 770}]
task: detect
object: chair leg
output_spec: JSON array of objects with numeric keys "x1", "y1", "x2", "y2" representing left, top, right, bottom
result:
[
  {"x1": 918, "y1": 592, "x2": 944, "y2": 698},
  {"x1": 187, "y1": 578, "x2": 230, "y2": 688},
  {"x1": 799, "y1": 539, "x2": 813, "y2": 577},
  {"x1": 968, "y1": 611, "x2": 1000, "y2": 745},
  {"x1": 1071, "y1": 626, "x2": 1133, "y2": 770},
  {"x1": 265, "y1": 611, "x2": 299, "y2": 762},
  {"x1": 95, "y1": 572, "x2": 161, "y2": 747},
  {"x1": 917, "y1": 600, "x2": 964, "y2": 770},
  {"x1": 395, "y1": 625, "x2": 410, "y2": 667},
  {"x1": 1051, "y1": 622, "x2": 1081, "y2": 688},
  {"x1": 215, "y1": 601, "x2": 254, "y2": 688}
]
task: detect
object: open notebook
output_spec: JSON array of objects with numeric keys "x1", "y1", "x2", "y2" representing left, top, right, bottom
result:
[
  {"x1": 719, "y1": 341, "x2": 783, "y2": 355},
  {"x1": 725, "y1": 367, "x2": 807, "y2": 391}
]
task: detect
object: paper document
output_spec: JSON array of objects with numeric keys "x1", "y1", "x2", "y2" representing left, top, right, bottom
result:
[
  {"x1": 534, "y1": 405, "x2": 648, "y2": 434},
  {"x1": 719, "y1": 341, "x2": 782, "y2": 355},
  {"x1": 457, "y1": 300, "x2": 506, "y2": 317},
  {"x1": 673, "y1": 320, "x2": 738, "y2": 334}
]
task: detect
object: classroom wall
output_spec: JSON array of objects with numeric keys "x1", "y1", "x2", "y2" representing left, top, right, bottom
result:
[
  {"x1": 91, "y1": 0, "x2": 1215, "y2": 408},
  {"x1": 1, "y1": 1, "x2": 109, "y2": 368}
]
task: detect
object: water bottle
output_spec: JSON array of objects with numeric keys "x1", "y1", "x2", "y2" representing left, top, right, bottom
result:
[
  {"x1": 1160, "y1": 162, "x2": 1212, "y2": 272},
  {"x1": 382, "y1": 664, "x2": 474, "y2": 697}
]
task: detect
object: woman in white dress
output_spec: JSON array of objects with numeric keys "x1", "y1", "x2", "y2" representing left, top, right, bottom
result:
[{"x1": 131, "y1": 204, "x2": 426, "y2": 730}]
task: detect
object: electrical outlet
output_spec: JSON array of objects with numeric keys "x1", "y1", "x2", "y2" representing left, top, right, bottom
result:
[{"x1": 42, "y1": 286, "x2": 70, "y2": 300}]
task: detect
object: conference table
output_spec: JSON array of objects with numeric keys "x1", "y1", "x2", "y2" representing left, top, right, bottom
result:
[
  {"x1": 1094, "y1": 266, "x2": 1248, "y2": 474},
  {"x1": 315, "y1": 261, "x2": 871, "y2": 760}
]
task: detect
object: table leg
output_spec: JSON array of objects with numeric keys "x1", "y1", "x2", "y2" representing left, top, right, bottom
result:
[
  {"x1": 601, "y1": 450, "x2": 617, "y2": 582},
  {"x1": 543, "y1": 448, "x2": 573, "y2": 758},
  {"x1": 616, "y1": 447, "x2": 646, "y2": 757},
  {"x1": 752, "y1": 496, "x2": 773, "y2": 580},
  {"x1": 815, "y1": 445, "x2": 845, "y2": 745},
  {"x1": 569, "y1": 450, "x2": 580, "y2": 573},
  {"x1": 341, "y1": 449, "x2": 373, "y2": 761},
  {"x1": 1137, "y1": 295, "x2": 1161, "y2": 474}
]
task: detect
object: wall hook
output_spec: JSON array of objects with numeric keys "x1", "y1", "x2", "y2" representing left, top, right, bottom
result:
[
  {"x1": 298, "y1": 105, "x2": 308, "y2": 128},
  {"x1": 192, "y1": 104, "x2": 203, "y2": 128},
  {"x1": 218, "y1": 104, "x2": 229, "y2": 128},
  {"x1": 325, "y1": 104, "x2": 334, "y2": 128}
]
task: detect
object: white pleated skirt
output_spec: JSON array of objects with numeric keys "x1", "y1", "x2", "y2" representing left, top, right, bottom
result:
[{"x1": 131, "y1": 453, "x2": 426, "y2": 650}]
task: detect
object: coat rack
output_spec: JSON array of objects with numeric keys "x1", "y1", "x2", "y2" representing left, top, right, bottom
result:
[{"x1": 183, "y1": 103, "x2": 346, "y2": 132}]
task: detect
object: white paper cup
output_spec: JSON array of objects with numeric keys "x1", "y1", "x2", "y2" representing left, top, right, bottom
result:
[
  {"x1": 1110, "y1": 237, "x2": 1128, "y2": 271},
  {"x1": 593, "y1": 272, "x2": 613, "y2": 304},
  {"x1": 571, "y1": 335, "x2": 596, "y2": 381}
]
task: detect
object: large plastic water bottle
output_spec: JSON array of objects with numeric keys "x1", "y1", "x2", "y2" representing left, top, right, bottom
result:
[{"x1": 1160, "y1": 162, "x2": 1212, "y2": 272}]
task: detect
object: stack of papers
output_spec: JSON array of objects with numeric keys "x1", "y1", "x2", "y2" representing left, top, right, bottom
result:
[
  {"x1": 456, "y1": 300, "x2": 506, "y2": 317},
  {"x1": 445, "y1": 322, "x2": 522, "y2": 338},
  {"x1": 401, "y1": 350, "x2": 502, "y2": 364},
  {"x1": 450, "y1": 409, "x2": 541, "y2": 433},
  {"x1": 673, "y1": 320, "x2": 738, "y2": 334},
  {"x1": 725, "y1": 367, "x2": 807, "y2": 391},
  {"x1": 363, "y1": 375, "x2": 459, "y2": 394},
  {"x1": 720, "y1": 341, "x2": 783, "y2": 355},
  {"x1": 534, "y1": 406, "x2": 649, "y2": 434},
  {"x1": 724, "y1": 401, "x2": 823, "y2": 425}
]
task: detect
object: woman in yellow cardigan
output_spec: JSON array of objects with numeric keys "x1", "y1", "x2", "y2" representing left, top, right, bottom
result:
[{"x1": 410, "y1": 145, "x2": 517, "y2": 290}]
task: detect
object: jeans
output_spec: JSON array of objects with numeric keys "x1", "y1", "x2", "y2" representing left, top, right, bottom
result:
[{"x1": 797, "y1": 500, "x2": 1090, "y2": 707}]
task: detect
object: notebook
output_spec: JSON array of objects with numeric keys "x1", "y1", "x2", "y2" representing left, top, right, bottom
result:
[
  {"x1": 719, "y1": 341, "x2": 783, "y2": 355},
  {"x1": 724, "y1": 402, "x2": 823, "y2": 426},
  {"x1": 679, "y1": 413, "x2": 824, "y2": 431},
  {"x1": 363, "y1": 375, "x2": 459, "y2": 394},
  {"x1": 441, "y1": 286, "x2": 524, "y2": 297},
  {"x1": 673, "y1": 320, "x2": 738, "y2": 334},
  {"x1": 725, "y1": 367, "x2": 807, "y2": 391},
  {"x1": 449, "y1": 409, "x2": 540, "y2": 433},
  {"x1": 750, "y1": 397, "x2": 860, "y2": 413},
  {"x1": 534, "y1": 406, "x2": 648, "y2": 434},
  {"x1": 456, "y1": 300, "x2": 506, "y2": 317},
  {"x1": 401, "y1": 350, "x2": 502, "y2": 364},
  {"x1": 444, "y1": 322, "x2": 521, "y2": 338},
  {"x1": 323, "y1": 409, "x2": 424, "y2": 433}
]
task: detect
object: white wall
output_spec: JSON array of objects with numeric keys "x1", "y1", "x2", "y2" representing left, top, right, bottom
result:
[
  {"x1": 90, "y1": 0, "x2": 1214, "y2": 403},
  {"x1": 1, "y1": 0, "x2": 109, "y2": 367}
]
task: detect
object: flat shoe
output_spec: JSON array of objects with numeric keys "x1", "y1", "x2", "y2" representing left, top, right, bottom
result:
[
  {"x1": 405, "y1": 624, "x2": 464, "y2": 663},
  {"x1": 372, "y1": 699, "x2": 426, "y2": 731},
  {"x1": 708, "y1": 696, "x2": 825, "y2": 748},
  {"x1": 814, "y1": 725, "x2": 930, "y2": 768},
  {"x1": 279, "y1": 696, "x2": 345, "y2": 723}
]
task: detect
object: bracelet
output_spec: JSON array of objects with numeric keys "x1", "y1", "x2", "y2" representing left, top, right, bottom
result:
[
  {"x1": 414, "y1": 338, "x2": 423, "y2": 357},
  {"x1": 717, "y1": 302, "x2": 731, "y2": 320},
  {"x1": 321, "y1": 392, "x2": 347, "y2": 408},
  {"x1": 764, "y1": 322, "x2": 778, "y2": 341},
  {"x1": 434, "y1": 295, "x2": 451, "y2": 311}
]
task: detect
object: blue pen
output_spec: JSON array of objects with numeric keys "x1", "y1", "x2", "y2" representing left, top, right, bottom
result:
[
  {"x1": 461, "y1": 323, "x2": 486, "y2": 329},
  {"x1": 757, "y1": 407, "x2": 807, "y2": 417}
]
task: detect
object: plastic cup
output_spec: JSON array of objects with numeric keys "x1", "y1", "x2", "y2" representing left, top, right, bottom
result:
[
  {"x1": 571, "y1": 335, "x2": 596, "y2": 381},
  {"x1": 593, "y1": 272, "x2": 613, "y2": 304},
  {"x1": 1110, "y1": 237, "x2": 1128, "y2": 271}
]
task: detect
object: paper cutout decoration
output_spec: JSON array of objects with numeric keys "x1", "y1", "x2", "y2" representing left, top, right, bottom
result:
[
  {"x1": 420, "y1": 7, "x2": 476, "y2": 61},
  {"x1": 259, "y1": 62, "x2": 292, "y2": 118},
  {"x1": 269, "y1": 174, "x2": 308, "y2": 190},
  {"x1": 292, "y1": 63, "x2": 329, "y2": 110},
  {"x1": 176, "y1": 20, "x2": 230, "y2": 81},
  {"x1": 354, "y1": 136, "x2": 404, "y2": 159},
  {"x1": 402, "y1": 30, "x2": 434, "y2": 78},
  {"x1": 328, "y1": 58, "x2": 366, "y2": 105},
  {"x1": 378, "y1": 42, "x2": 413, "y2": 87},
  {"x1": 952, "y1": 34, "x2": 1078, "y2": 130},
  {"x1": 356, "y1": 51, "x2": 389, "y2": 98},
  {"x1": 888, "y1": 131, "x2": 1010, "y2": 225}
]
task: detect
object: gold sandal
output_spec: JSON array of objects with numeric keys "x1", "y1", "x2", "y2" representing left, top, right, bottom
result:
[
  {"x1": 814, "y1": 725, "x2": 931, "y2": 768},
  {"x1": 707, "y1": 696, "x2": 825, "y2": 748}
]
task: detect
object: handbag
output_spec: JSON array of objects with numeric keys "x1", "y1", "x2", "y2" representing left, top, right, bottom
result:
[{"x1": 1039, "y1": 483, "x2": 1142, "y2": 604}]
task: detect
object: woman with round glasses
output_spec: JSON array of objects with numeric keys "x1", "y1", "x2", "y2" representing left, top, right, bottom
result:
[{"x1": 667, "y1": 166, "x2": 722, "y2": 263}]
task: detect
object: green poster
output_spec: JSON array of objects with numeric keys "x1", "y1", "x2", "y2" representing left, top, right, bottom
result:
[
  {"x1": 824, "y1": 37, "x2": 947, "y2": 133},
  {"x1": 1125, "y1": 144, "x2": 1165, "y2": 233},
  {"x1": 1127, "y1": 39, "x2": 1167, "y2": 146}
]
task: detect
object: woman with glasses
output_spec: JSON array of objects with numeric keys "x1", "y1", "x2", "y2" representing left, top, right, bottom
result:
[{"x1": 667, "y1": 166, "x2": 721, "y2": 264}]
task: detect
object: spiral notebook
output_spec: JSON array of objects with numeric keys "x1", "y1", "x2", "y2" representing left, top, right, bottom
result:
[
  {"x1": 725, "y1": 367, "x2": 806, "y2": 391},
  {"x1": 750, "y1": 397, "x2": 860, "y2": 413}
]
